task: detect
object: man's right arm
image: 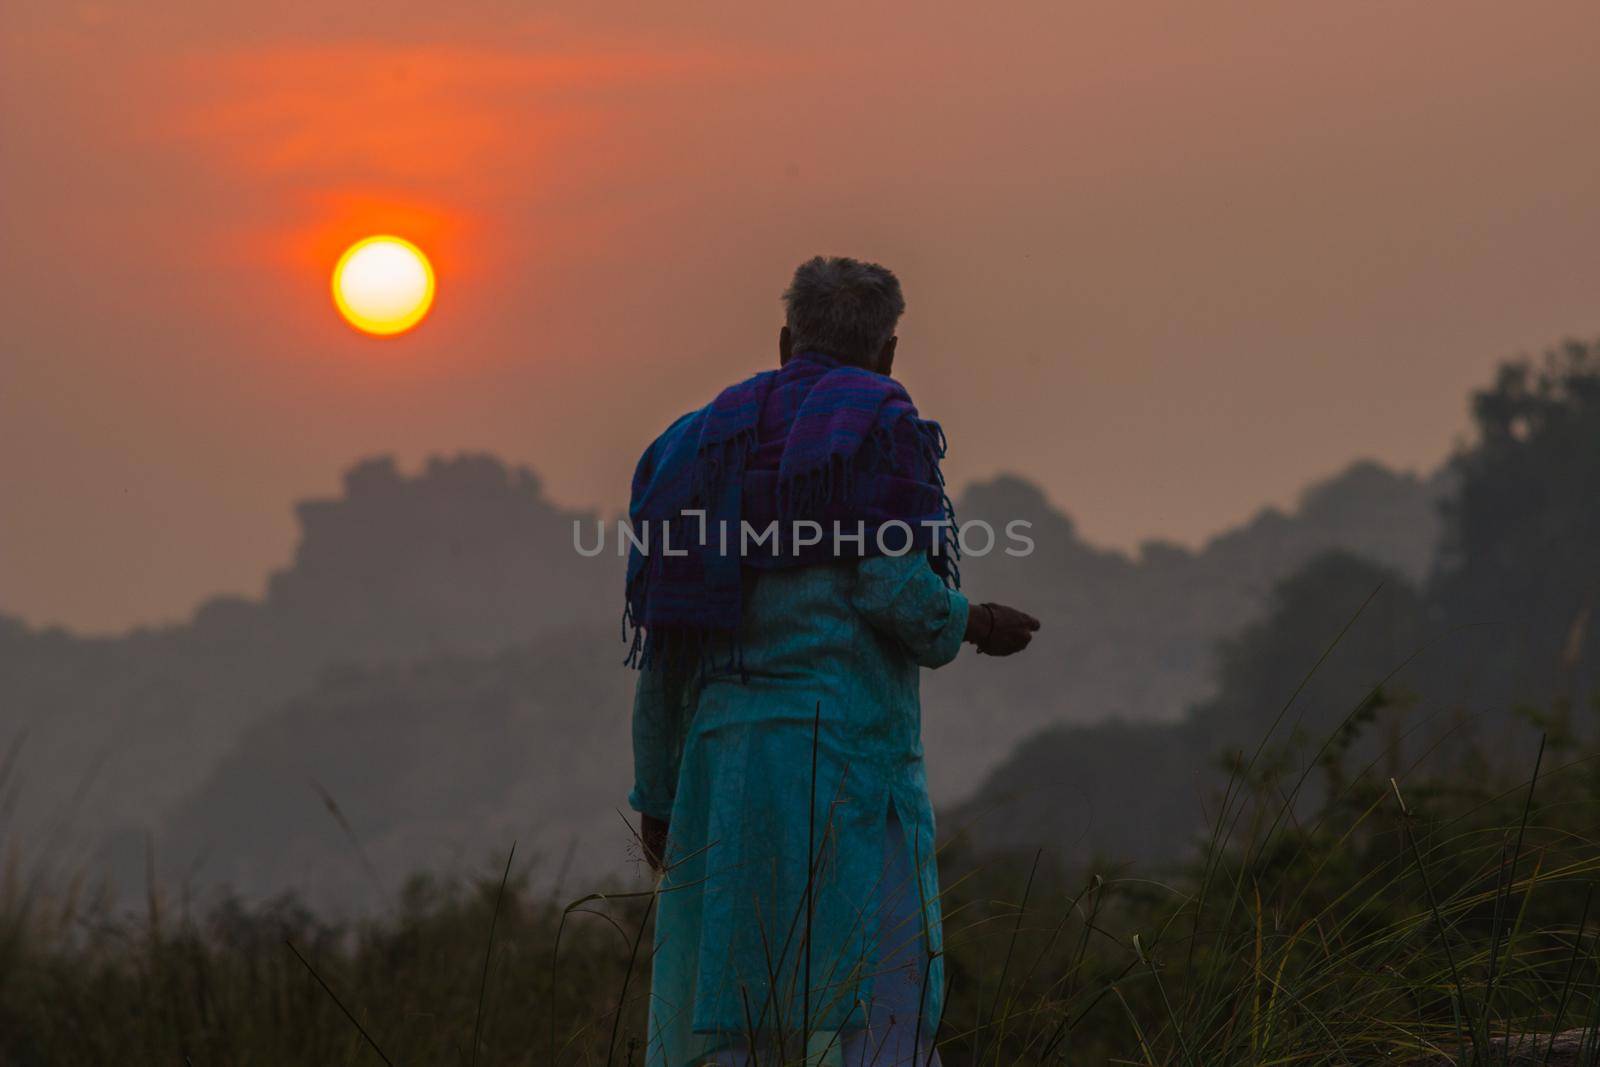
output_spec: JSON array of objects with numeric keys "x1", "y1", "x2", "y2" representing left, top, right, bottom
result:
[
  {"x1": 849, "y1": 554, "x2": 1041, "y2": 664},
  {"x1": 850, "y1": 553, "x2": 970, "y2": 668}
]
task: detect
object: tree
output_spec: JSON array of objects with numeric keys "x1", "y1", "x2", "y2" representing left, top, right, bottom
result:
[
  {"x1": 1428, "y1": 339, "x2": 1600, "y2": 732},
  {"x1": 1183, "y1": 549, "x2": 1423, "y2": 805}
]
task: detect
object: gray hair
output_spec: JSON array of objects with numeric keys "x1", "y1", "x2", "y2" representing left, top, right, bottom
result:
[{"x1": 781, "y1": 256, "x2": 905, "y2": 368}]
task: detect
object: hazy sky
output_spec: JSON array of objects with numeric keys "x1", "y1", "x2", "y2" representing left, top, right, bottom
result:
[{"x1": 3, "y1": 0, "x2": 1598, "y2": 633}]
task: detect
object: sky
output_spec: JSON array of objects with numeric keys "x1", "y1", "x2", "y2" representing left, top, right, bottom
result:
[{"x1": 3, "y1": 0, "x2": 1599, "y2": 634}]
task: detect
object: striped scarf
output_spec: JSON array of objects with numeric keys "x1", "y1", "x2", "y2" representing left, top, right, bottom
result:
[{"x1": 623, "y1": 351, "x2": 957, "y2": 673}]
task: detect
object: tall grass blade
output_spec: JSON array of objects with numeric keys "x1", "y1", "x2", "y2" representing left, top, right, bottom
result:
[
  {"x1": 285, "y1": 938, "x2": 395, "y2": 1066},
  {"x1": 471, "y1": 842, "x2": 516, "y2": 1067}
]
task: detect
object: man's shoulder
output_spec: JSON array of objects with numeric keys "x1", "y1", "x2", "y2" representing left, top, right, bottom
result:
[
  {"x1": 632, "y1": 405, "x2": 708, "y2": 485},
  {"x1": 659, "y1": 407, "x2": 703, "y2": 437}
]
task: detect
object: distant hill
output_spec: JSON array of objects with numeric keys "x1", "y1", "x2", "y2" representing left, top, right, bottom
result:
[
  {"x1": 146, "y1": 627, "x2": 640, "y2": 913},
  {"x1": 920, "y1": 460, "x2": 1449, "y2": 801},
  {"x1": 1, "y1": 454, "x2": 615, "y2": 886},
  {"x1": 0, "y1": 452, "x2": 1447, "y2": 909},
  {"x1": 947, "y1": 551, "x2": 1432, "y2": 868}
]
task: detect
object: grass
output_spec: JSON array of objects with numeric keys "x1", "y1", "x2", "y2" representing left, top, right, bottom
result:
[
  {"x1": 936, "y1": 731, "x2": 1600, "y2": 1065},
  {"x1": 4, "y1": 698, "x2": 1600, "y2": 1065}
]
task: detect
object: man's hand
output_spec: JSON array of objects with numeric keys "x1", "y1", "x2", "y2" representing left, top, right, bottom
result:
[
  {"x1": 965, "y1": 602, "x2": 1041, "y2": 656},
  {"x1": 640, "y1": 813, "x2": 669, "y2": 873}
]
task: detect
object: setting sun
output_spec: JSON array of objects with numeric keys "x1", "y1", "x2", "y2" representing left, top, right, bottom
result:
[{"x1": 331, "y1": 235, "x2": 435, "y2": 336}]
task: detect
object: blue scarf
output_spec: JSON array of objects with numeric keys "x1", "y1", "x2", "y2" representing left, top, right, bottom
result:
[{"x1": 623, "y1": 352, "x2": 957, "y2": 672}]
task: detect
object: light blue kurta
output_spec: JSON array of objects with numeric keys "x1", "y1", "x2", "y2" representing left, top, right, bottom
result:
[{"x1": 630, "y1": 552, "x2": 969, "y2": 1066}]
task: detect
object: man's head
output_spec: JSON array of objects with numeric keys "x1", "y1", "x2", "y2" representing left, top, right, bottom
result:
[{"x1": 779, "y1": 255, "x2": 904, "y2": 374}]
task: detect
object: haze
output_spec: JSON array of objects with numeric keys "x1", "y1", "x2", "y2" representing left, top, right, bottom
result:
[{"x1": 3, "y1": 0, "x2": 1598, "y2": 633}]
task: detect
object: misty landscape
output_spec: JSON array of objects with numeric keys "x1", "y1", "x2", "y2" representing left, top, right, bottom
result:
[
  {"x1": 5, "y1": 428, "x2": 1444, "y2": 914},
  {"x1": 8, "y1": 338, "x2": 1600, "y2": 1065}
]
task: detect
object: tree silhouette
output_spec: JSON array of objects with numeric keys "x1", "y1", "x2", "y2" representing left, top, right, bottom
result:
[{"x1": 1429, "y1": 339, "x2": 1600, "y2": 728}]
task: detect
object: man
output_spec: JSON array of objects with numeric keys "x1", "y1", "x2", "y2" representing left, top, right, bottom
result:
[{"x1": 625, "y1": 256, "x2": 1039, "y2": 1066}]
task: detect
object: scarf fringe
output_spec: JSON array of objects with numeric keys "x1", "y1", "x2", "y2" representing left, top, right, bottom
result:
[
  {"x1": 777, "y1": 412, "x2": 931, "y2": 520},
  {"x1": 916, "y1": 418, "x2": 961, "y2": 589},
  {"x1": 622, "y1": 613, "x2": 747, "y2": 683},
  {"x1": 776, "y1": 451, "x2": 859, "y2": 522},
  {"x1": 689, "y1": 425, "x2": 758, "y2": 510}
]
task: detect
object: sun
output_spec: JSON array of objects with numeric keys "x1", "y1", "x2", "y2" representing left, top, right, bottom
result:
[{"x1": 331, "y1": 235, "x2": 435, "y2": 336}]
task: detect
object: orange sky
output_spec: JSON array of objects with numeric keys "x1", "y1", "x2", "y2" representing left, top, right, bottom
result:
[{"x1": 3, "y1": 0, "x2": 1599, "y2": 633}]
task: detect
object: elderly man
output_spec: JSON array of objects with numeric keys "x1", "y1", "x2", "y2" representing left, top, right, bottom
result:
[{"x1": 625, "y1": 256, "x2": 1039, "y2": 1066}]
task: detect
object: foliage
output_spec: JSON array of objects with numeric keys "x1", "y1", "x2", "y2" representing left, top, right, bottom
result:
[
  {"x1": 5, "y1": 700, "x2": 1599, "y2": 1065},
  {"x1": 937, "y1": 716, "x2": 1600, "y2": 1065},
  {"x1": 1429, "y1": 339, "x2": 1600, "y2": 722},
  {"x1": 0, "y1": 843, "x2": 655, "y2": 1065}
]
